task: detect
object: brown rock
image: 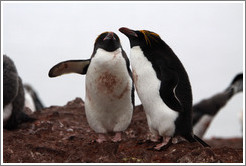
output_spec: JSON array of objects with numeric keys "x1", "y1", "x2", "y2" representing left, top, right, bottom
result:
[{"x1": 3, "y1": 98, "x2": 243, "y2": 163}]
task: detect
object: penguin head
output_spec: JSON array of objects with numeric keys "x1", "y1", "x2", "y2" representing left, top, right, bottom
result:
[
  {"x1": 94, "y1": 31, "x2": 121, "y2": 52},
  {"x1": 119, "y1": 27, "x2": 162, "y2": 49}
]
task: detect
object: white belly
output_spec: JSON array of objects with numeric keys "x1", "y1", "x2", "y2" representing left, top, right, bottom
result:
[
  {"x1": 85, "y1": 48, "x2": 133, "y2": 133},
  {"x1": 3, "y1": 103, "x2": 13, "y2": 123},
  {"x1": 130, "y1": 46, "x2": 178, "y2": 137}
]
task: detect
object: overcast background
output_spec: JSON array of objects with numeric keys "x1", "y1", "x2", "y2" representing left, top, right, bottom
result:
[{"x1": 2, "y1": 2, "x2": 244, "y2": 139}]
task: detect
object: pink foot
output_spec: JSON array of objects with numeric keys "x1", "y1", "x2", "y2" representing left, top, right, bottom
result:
[
  {"x1": 154, "y1": 136, "x2": 172, "y2": 150},
  {"x1": 112, "y1": 132, "x2": 122, "y2": 142},
  {"x1": 150, "y1": 134, "x2": 161, "y2": 142},
  {"x1": 96, "y1": 133, "x2": 107, "y2": 143}
]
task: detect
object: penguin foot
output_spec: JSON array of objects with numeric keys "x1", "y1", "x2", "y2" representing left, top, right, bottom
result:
[
  {"x1": 111, "y1": 132, "x2": 122, "y2": 142},
  {"x1": 96, "y1": 134, "x2": 107, "y2": 143},
  {"x1": 154, "y1": 136, "x2": 172, "y2": 150},
  {"x1": 150, "y1": 134, "x2": 162, "y2": 142},
  {"x1": 171, "y1": 136, "x2": 186, "y2": 144}
]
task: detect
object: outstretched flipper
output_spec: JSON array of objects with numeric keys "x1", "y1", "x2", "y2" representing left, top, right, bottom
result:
[{"x1": 49, "y1": 59, "x2": 90, "y2": 77}]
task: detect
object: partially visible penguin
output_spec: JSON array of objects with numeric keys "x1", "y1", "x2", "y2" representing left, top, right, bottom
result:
[
  {"x1": 49, "y1": 32, "x2": 134, "y2": 143},
  {"x1": 24, "y1": 84, "x2": 45, "y2": 112},
  {"x1": 3, "y1": 55, "x2": 35, "y2": 130},
  {"x1": 119, "y1": 27, "x2": 209, "y2": 150},
  {"x1": 193, "y1": 73, "x2": 243, "y2": 138}
]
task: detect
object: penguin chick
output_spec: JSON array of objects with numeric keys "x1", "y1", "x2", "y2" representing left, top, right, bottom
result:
[
  {"x1": 3, "y1": 55, "x2": 35, "y2": 130},
  {"x1": 193, "y1": 73, "x2": 243, "y2": 138},
  {"x1": 24, "y1": 84, "x2": 45, "y2": 112},
  {"x1": 119, "y1": 27, "x2": 209, "y2": 150},
  {"x1": 49, "y1": 32, "x2": 134, "y2": 143}
]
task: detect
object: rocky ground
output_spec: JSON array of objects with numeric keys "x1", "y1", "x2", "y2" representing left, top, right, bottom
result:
[{"x1": 3, "y1": 98, "x2": 243, "y2": 163}]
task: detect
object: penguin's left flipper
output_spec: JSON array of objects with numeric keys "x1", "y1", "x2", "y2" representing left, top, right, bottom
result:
[
  {"x1": 49, "y1": 59, "x2": 90, "y2": 77},
  {"x1": 159, "y1": 70, "x2": 183, "y2": 112}
]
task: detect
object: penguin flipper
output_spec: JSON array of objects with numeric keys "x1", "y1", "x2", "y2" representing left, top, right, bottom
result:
[
  {"x1": 159, "y1": 70, "x2": 183, "y2": 112},
  {"x1": 49, "y1": 59, "x2": 90, "y2": 77}
]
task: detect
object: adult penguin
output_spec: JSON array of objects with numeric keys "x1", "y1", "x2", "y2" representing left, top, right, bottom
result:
[
  {"x1": 49, "y1": 32, "x2": 134, "y2": 143},
  {"x1": 119, "y1": 27, "x2": 209, "y2": 150},
  {"x1": 3, "y1": 55, "x2": 35, "y2": 129}
]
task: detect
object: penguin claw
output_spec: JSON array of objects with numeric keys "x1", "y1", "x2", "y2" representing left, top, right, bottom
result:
[
  {"x1": 150, "y1": 134, "x2": 162, "y2": 142},
  {"x1": 96, "y1": 134, "x2": 107, "y2": 143},
  {"x1": 111, "y1": 132, "x2": 122, "y2": 142},
  {"x1": 153, "y1": 136, "x2": 172, "y2": 151}
]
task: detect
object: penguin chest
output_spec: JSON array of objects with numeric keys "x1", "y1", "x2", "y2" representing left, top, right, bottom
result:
[
  {"x1": 86, "y1": 49, "x2": 131, "y2": 101},
  {"x1": 96, "y1": 71, "x2": 121, "y2": 96},
  {"x1": 130, "y1": 46, "x2": 178, "y2": 136},
  {"x1": 85, "y1": 48, "x2": 133, "y2": 133},
  {"x1": 3, "y1": 103, "x2": 13, "y2": 123}
]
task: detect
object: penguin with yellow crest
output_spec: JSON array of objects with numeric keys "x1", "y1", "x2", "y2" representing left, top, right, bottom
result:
[{"x1": 119, "y1": 27, "x2": 209, "y2": 150}]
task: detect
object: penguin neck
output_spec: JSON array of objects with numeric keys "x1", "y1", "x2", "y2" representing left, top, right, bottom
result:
[
  {"x1": 96, "y1": 47, "x2": 121, "y2": 55},
  {"x1": 94, "y1": 47, "x2": 121, "y2": 59}
]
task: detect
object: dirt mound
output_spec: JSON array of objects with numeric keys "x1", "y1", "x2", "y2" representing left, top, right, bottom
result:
[{"x1": 3, "y1": 98, "x2": 243, "y2": 163}]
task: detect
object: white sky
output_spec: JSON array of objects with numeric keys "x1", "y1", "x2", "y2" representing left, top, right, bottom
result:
[{"x1": 2, "y1": 2, "x2": 244, "y2": 138}]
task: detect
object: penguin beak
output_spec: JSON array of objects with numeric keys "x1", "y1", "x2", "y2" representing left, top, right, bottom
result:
[
  {"x1": 119, "y1": 27, "x2": 138, "y2": 38},
  {"x1": 103, "y1": 32, "x2": 116, "y2": 41}
]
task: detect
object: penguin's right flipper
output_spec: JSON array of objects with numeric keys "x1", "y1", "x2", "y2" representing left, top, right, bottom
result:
[{"x1": 49, "y1": 59, "x2": 90, "y2": 77}]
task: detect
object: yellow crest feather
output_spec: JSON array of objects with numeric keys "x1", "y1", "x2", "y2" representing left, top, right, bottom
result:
[{"x1": 139, "y1": 30, "x2": 160, "y2": 46}]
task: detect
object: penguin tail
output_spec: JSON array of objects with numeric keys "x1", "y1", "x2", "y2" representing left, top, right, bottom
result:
[
  {"x1": 185, "y1": 134, "x2": 210, "y2": 147},
  {"x1": 33, "y1": 94, "x2": 45, "y2": 111},
  {"x1": 193, "y1": 134, "x2": 210, "y2": 147}
]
